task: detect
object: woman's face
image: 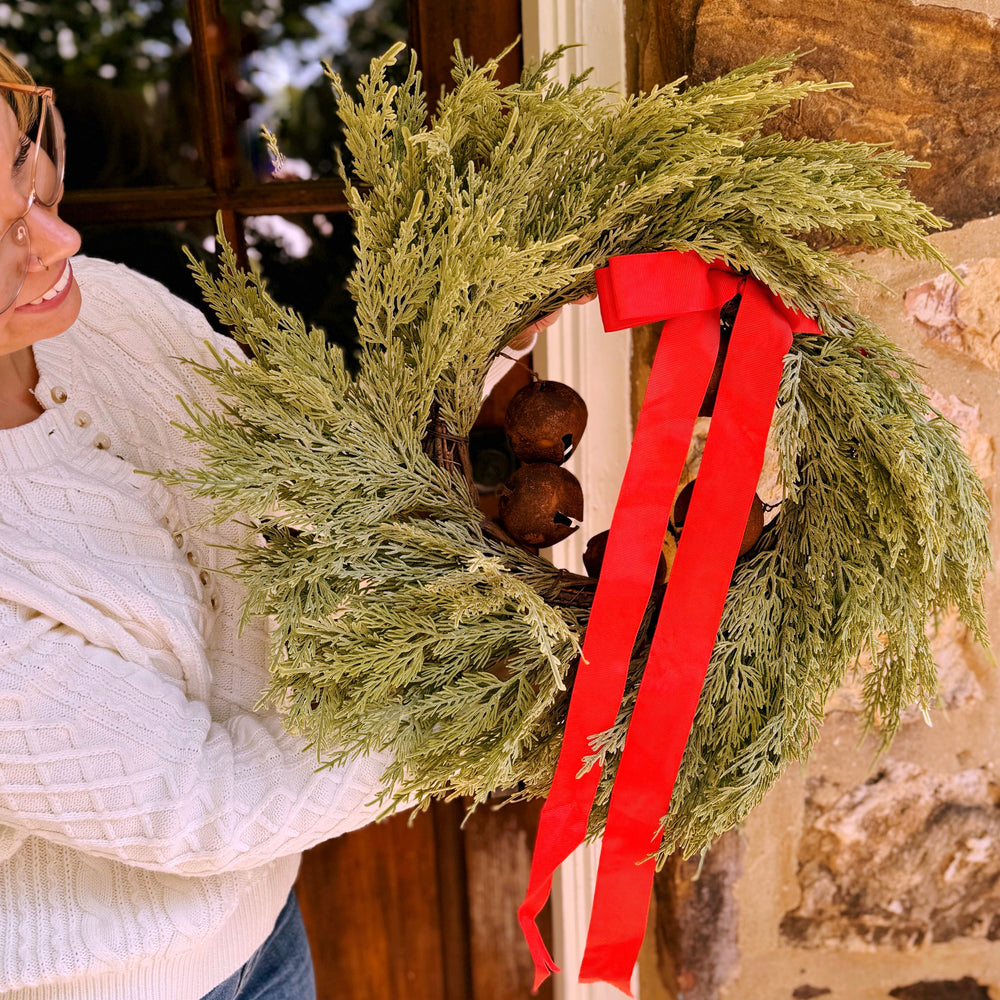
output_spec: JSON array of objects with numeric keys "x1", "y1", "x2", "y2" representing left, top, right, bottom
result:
[{"x1": 0, "y1": 98, "x2": 81, "y2": 359}]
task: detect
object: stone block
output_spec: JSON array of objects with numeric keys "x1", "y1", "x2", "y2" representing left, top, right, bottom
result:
[
  {"x1": 924, "y1": 389, "x2": 994, "y2": 481},
  {"x1": 690, "y1": 0, "x2": 1000, "y2": 226},
  {"x1": 652, "y1": 831, "x2": 741, "y2": 1000},
  {"x1": 906, "y1": 260, "x2": 1000, "y2": 375},
  {"x1": 826, "y1": 608, "x2": 983, "y2": 720},
  {"x1": 780, "y1": 761, "x2": 1000, "y2": 950}
]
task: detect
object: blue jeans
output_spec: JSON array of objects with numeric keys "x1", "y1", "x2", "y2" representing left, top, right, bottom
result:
[{"x1": 200, "y1": 891, "x2": 316, "y2": 1000}]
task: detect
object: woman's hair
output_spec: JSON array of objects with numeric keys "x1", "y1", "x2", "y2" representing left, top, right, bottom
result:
[{"x1": 0, "y1": 47, "x2": 38, "y2": 133}]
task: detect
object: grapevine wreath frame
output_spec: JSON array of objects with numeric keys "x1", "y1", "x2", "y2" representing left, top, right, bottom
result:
[{"x1": 164, "y1": 44, "x2": 992, "y2": 863}]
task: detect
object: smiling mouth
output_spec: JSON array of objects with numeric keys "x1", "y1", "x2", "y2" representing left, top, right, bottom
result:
[{"x1": 25, "y1": 262, "x2": 72, "y2": 306}]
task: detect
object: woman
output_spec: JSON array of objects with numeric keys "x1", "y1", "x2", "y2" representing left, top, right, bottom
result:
[{"x1": 0, "y1": 50, "x2": 546, "y2": 1000}]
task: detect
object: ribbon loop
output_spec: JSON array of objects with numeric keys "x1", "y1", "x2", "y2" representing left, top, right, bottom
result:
[
  {"x1": 520, "y1": 250, "x2": 821, "y2": 995},
  {"x1": 595, "y1": 251, "x2": 740, "y2": 330}
]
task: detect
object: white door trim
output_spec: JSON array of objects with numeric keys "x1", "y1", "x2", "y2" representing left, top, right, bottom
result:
[{"x1": 519, "y1": 3, "x2": 637, "y2": 997}]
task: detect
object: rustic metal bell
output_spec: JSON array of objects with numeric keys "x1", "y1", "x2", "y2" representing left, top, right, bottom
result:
[
  {"x1": 498, "y1": 462, "x2": 584, "y2": 547},
  {"x1": 583, "y1": 529, "x2": 667, "y2": 584},
  {"x1": 505, "y1": 380, "x2": 588, "y2": 465},
  {"x1": 670, "y1": 478, "x2": 765, "y2": 557}
]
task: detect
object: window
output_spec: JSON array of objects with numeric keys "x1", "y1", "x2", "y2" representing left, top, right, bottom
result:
[
  {"x1": 5, "y1": 0, "x2": 395, "y2": 347},
  {"x1": 6, "y1": 0, "x2": 520, "y2": 352}
]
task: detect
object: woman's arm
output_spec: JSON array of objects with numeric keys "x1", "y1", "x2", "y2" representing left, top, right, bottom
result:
[
  {"x1": 0, "y1": 596, "x2": 394, "y2": 876},
  {"x1": 481, "y1": 295, "x2": 595, "y2": 399}
]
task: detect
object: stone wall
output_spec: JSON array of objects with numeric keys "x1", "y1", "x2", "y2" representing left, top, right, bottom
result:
[{"x1": 626, "y1": 3, "x2": 1000, "y2": 999}]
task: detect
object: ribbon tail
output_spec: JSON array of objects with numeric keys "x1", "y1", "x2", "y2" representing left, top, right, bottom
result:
[
  {"x1": 518, "y1": 308, "x2": 721, "y2": 989},
  {"x1": 579, "y1": 281, "x2": 794, "y2": 990},
  {"x1": 518, "y1": 904, "x2": 561, "y2": 994},
  {"x1": 580, "y1": 967, "x2": 637, "y2": 998}
]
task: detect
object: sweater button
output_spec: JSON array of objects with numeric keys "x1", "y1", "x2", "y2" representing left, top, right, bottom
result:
[
  {"x1": 93, "y1": 433, "x2": 111, "y2": 450},
  {"x1": 199, "y1": 570, "x2": 211, "y2": 586},
  {"x1": 74, "y1": 411, "x2": 91, "y2": 427},
  {"x1": 209, "y1": 594, "x2": 220, "y2": 610},
  {"x1": 50, "y1": 386, "x2": 67, "y2": 403},
  {"x1": 172, "y1": 532, "x2": 184, "y2": 548}
]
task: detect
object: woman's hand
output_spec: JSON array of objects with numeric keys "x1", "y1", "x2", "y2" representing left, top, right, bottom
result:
[{"x1": 507, "y1": 293, "x2": 598, "y2": 351}]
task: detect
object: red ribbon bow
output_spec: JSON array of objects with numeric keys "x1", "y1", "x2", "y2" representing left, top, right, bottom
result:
[{"x1": 518, "y1": 250, "x2": 821, "y2": 995}]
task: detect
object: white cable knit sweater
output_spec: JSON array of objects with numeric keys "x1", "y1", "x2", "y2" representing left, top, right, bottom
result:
[{"x1": 0, "y1": 256, "x2": 524, "y2": 1000}]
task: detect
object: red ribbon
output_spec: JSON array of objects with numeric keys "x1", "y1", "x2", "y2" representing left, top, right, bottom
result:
[{"x1": 518, "y1": 250, "x2": 821, "y2": 995}]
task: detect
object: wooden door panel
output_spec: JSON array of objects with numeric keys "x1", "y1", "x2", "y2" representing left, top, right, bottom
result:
[
  {"x1": 296, "y1": 798, "x2": 552, "y2": 1000},
  {"x1": 408, "y1": 0, "x2": 523, "y2": 113},
  {"x1": 465, "y1": 800, "x2": 554, "y2": 1000},
  {"x1": 297, "y1": 808, "x2": 447, "y2": 999}
]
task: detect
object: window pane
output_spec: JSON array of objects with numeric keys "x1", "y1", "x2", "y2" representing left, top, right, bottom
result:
[
  {"x1": 239, "y1": 0, "x2": 408, "y2": 355},
  {"x1": 76, "y1": 216, "x2": 222, "y2": 314},
  {"x1": 238, "y1": 0, "x2": 407, "y2": 182},
  {"x1": 3, "y1": 0, "x2": 393, "y2": 192},
  {"x1": 4, "y1": 0, "x2": 210, "y2": 190},
  {"x1": 244, "y1": 210, "x2": 357, "y2": 351},
  {"x1": 3, "y1": 0, "x2": 407, "y2": 339}
]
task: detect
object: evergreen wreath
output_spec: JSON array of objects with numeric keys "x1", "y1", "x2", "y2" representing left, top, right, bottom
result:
[{"x1": 163, "y1": 43, "x2": 992, "y2": 861}]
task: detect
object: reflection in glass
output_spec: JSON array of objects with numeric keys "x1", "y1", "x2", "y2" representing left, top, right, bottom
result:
[
  {"x1": 240, "y1": 0, "x2": 407, "y2": 181},
  {"x1": 240, "y1": 0, "x2": 408, "y2": 355}
]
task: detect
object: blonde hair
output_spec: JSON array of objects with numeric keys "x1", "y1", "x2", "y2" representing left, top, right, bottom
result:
[{"x1": 0, "y1": 47, "x2": 38, "y2": 132}]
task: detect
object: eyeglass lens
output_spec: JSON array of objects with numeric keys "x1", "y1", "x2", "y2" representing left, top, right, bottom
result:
[{"x1": 27, "y1": 97, "x2": 65, "y2": 207}]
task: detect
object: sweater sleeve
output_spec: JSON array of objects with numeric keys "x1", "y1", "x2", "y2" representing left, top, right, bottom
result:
[{"x1": 0, "y1": 596, "x2": 394, "y2": 876}]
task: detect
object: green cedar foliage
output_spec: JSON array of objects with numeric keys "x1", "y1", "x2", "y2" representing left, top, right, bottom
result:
[{"x1": 162, "y1": 44, "x2": 990, "y2": 862}]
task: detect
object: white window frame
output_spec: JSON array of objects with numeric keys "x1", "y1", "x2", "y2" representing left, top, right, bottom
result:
[{"x1": 520, "y1": 2, "x2": 638, "y2": 997}]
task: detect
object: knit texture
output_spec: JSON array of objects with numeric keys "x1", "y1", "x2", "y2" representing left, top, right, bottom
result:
[{"x1": 0, "y1": 257, "x2": 526, "y2": 1000}]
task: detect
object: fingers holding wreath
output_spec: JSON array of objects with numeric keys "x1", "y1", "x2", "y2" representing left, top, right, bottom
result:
[{"x1": 507, "y1": 292, "x2": 598, "y2": 351}]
